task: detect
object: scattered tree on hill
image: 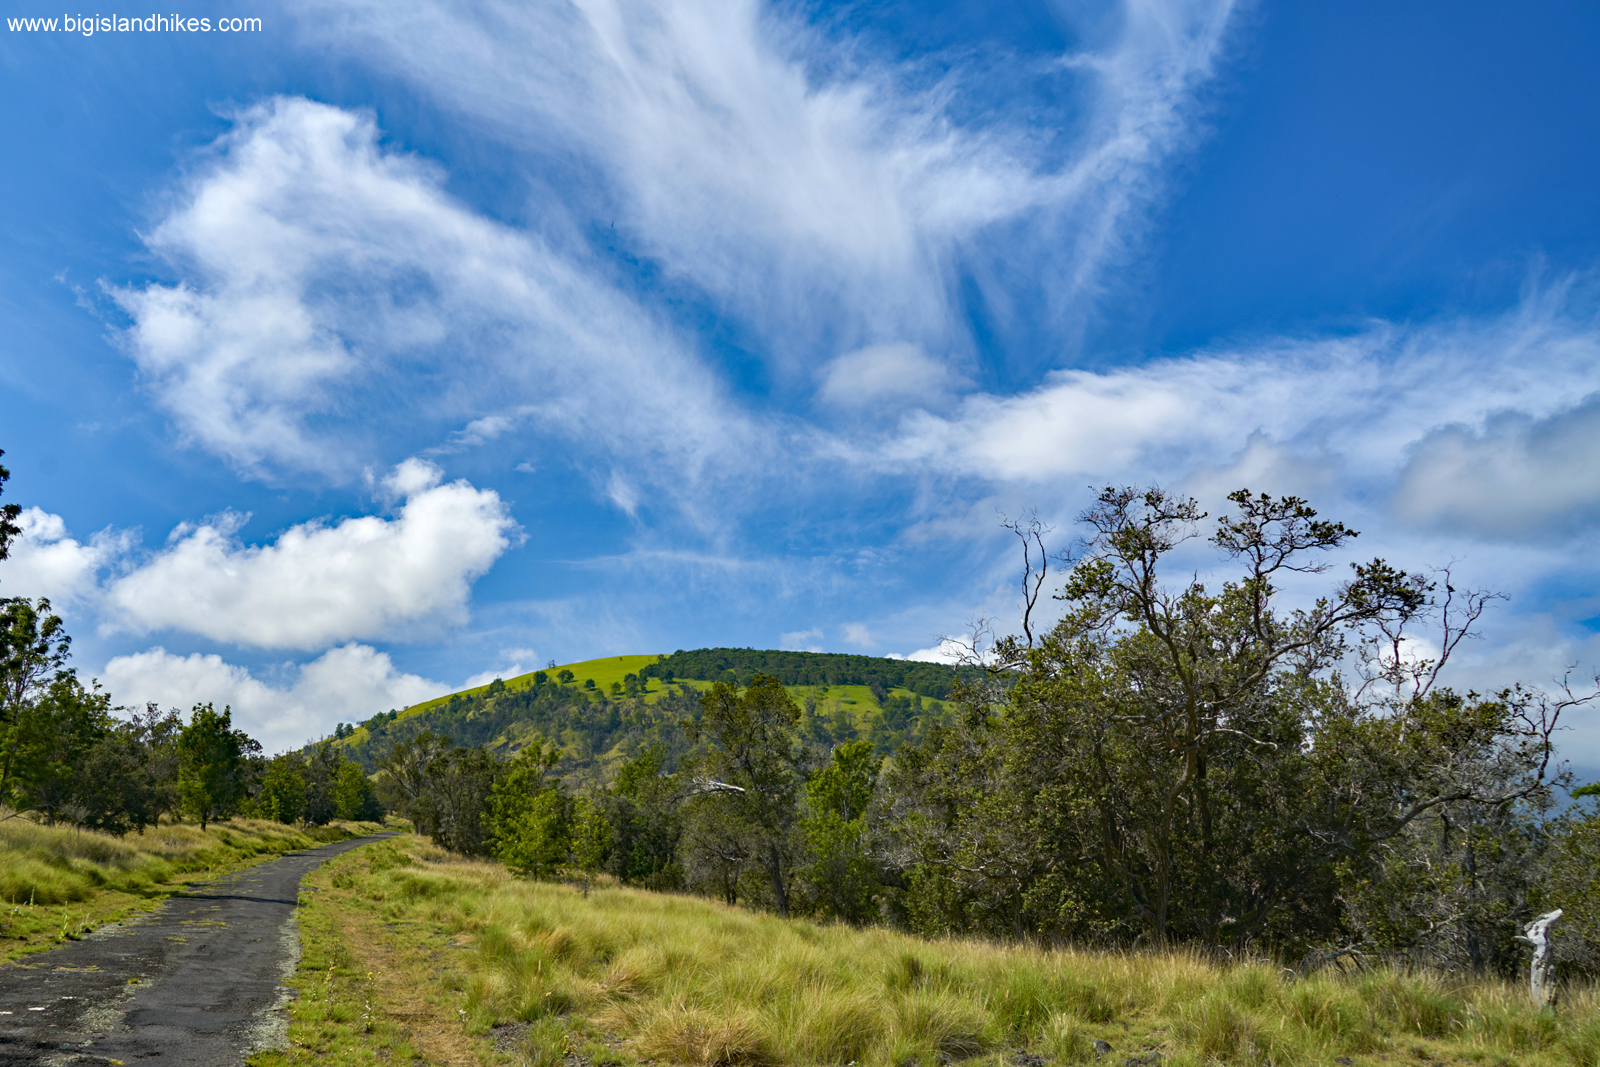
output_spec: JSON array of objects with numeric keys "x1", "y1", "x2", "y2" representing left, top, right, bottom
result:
[{"x1": 644, "y1": 648, "x2": 963, "y2": 701}]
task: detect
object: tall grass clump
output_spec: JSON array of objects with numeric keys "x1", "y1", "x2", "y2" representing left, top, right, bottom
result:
[{"x1": 347, "y1": 836, "x2": 1600, "y2": 1067}]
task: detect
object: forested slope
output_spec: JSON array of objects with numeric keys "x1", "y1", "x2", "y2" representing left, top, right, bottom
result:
[{"x1": 328, "y1": 649, "x2": 959, "y2": 780}]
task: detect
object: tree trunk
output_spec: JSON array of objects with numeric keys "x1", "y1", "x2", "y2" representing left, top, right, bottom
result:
[
  {"x1": 1524, "y1": 910, "x2": 1562, "y2": 1008},
  {"x1": 766, "y1": 843, "x2": 789, "y2": 918}
]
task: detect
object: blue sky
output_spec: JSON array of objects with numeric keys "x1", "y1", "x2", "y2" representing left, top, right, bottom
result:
[{"x1": 3, "y1": 0, "x2": 1599, "y2": 761}]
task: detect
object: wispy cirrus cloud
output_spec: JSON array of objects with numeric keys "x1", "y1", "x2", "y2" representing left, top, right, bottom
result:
[
  {"x1": 290, "y1": 0, "x2": 1239, "y2": 375},
  {"x1": 113, "y1": 96, "x2": 751, "y2": 483}
]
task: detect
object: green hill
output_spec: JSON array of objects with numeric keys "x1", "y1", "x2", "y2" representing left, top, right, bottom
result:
[{"x1": 325, "y1": 649, "x2": 964, "y2": 780}]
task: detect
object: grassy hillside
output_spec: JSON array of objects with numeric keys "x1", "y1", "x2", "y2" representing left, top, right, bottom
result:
[
  {"x1": 260, "y1": 833, "x2": 1600, "y2": 1067},
  {"x1": 398, "y1": 654, "x2": 665, "y2": 719},
  {"x1": 329, "y1": 650, "x2": 956, "y2": 780}
]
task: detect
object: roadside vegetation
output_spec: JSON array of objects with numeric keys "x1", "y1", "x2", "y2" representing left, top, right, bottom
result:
[
  {"x1": 329, "y1": 488, "x2": 1600, "y2": 992},
  {"x1": 0, "y1": 815, "x2": 383, "y2": 960},
  {"x1": 260, "y1": 833, "x2": 1600, "y2": 1067}
]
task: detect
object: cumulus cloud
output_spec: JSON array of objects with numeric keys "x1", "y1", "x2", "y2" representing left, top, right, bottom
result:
[
  {"x1": 902, "y1": 638, "x2": 972, "y2": 665},
  {"x1": 291, "y1": 0, "x2": 1237, "y2": 368},
  {"x1": 113, "y1": 96, "x2": 747, "y2": 482},
  {"x1": 104, "y1": 459, "x2": 517, "y2": 649},
  {"x1": 1394, "y1": 396, "x2": 1600, "y2": 540},
  {"x1": 102, "y1": 644, "x2": 441, "y2": 753},
  {"x1": 0, "y1": 508, "x2": 130, "y2": 606}
]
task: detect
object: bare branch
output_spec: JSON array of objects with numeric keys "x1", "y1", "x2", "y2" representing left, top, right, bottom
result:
[{"x1": 1000, "y1": 510, "x2": 1055, "y2": 650}]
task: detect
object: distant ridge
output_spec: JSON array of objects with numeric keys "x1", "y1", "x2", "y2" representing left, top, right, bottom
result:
[{"x1": 643, "y1": 648, "x2": 960, "y2": 699}]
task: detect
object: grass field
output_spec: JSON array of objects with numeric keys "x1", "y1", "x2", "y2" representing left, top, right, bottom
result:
[
  {"x1": 0, "y1": 814, "x2": 383, "y2": 962},
  {"x1": 259, "y1": 834, "x2": 1600, "y2": 1067}
]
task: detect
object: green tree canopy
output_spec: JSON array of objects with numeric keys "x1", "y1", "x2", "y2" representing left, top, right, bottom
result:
[{"x1": 176, "y1": 703, "x2": 256, "y2": 829}]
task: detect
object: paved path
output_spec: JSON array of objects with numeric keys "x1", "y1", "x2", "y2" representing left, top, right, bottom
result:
[{"x1": 0, "y1": 834, "x2": 391, "y2": 1066}]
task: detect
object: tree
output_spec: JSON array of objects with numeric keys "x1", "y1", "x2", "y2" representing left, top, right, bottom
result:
[
  {"x1": 176, "y1": 703, "x2": 254, "y2": 829},
  {"x1": 0, "y1": 598, "x2": 72, "y2": 810},
  {"x1": 798, "y1": 740, "x2": 882, "y2": 924},
  {"x1": 300, "y1": 742, "x2": 345, "y2": 825},
  {"x1": 682, "y1": 673, "x2": 804, "y2": 916},
  {"x1": 571, "y1": 790, "x2": 614, "y2": 895},
  {"x1": 593, "y1": 744, "x2": 683, "y2": 891},
  {"x1": 8, "y1": 674, "x2": 112, "y2": 825},
  {"x1": 334, "y1": 759, "x2": 383, "y2": 821},
  {"x1": 1538, "y1": 785, "x2": 1600, "y2": 977},
  {"x1": 488, "y1": 743, "x2": 569, "y2": 876},
  {"x1": 0, "y1": 449, "x2": 22, "y2": 563},
  {"x1": 895, "y1": 487, "x2": 1576, "y2": 955},
  {"x1": 377, "y1": 731, "x2": 454, "y2": 833},
  {"x1": 259, "y1": 753, "x2": 309, "y2": 824},
  {"x1": 378, "y1": 732, "x2": 503, "y2": 853}
]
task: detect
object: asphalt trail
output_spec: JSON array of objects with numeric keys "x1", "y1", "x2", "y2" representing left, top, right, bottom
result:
[{"x1": 0, "y1": 833, "x2": 392, "y2": 1066}]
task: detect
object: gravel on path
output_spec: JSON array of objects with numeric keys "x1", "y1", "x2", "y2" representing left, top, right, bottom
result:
[{"x1": 0, "y1": 833, "x2": 392, "y2": 1066}]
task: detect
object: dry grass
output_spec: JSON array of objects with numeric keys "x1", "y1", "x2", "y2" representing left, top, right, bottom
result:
[
  {"x1": 306, "y1": 835, "x2": 1600, "y2": 1067},
  {"x1": 0, "y1": 813, "x2": 382, "y2": 960}
]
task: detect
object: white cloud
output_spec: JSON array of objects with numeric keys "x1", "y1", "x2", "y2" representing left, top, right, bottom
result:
[
  {"x1": 0, "y1": 508, "x2": 130, "y2": 606},
  {"x1": 104, "y1": 459, "x2": 517, "y2": 650},
  {"x1": 462, "y1": 647, "x2": 540, "y2": 689},
  {"x1": 113, "y1": 96, "x2": 750, "y2": 483},
  {"x1": 291, "y1": 0, "x2": 1237, "y2": 364},
  {"x1": 841, "y1": 622, "x2": 875, "y2": 648},
  {"x1": 818, "y1": 343, "x2": 963, "y2": 409},
  {"x1": 903, "y1": 638, "x2": 972, "y2": 665},
  {"x1": 1394, "y1": 396, "x2": 1600, "y2": 540},
  {"x1": 606, "y1": 471, "x2": 640, "y2": 517},
  {"x1": 869, "y1": 293, "x2": 1600, "y2": 501},
  {"x1": 102, "y1": 643, "x2": 441, "y2": 753},
  {"x1": 780, "y1": 627, "x2": 823, "y2": 652},
  {"x1": 380, "y1": 456, "x2": 444, "y2": 500}
]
